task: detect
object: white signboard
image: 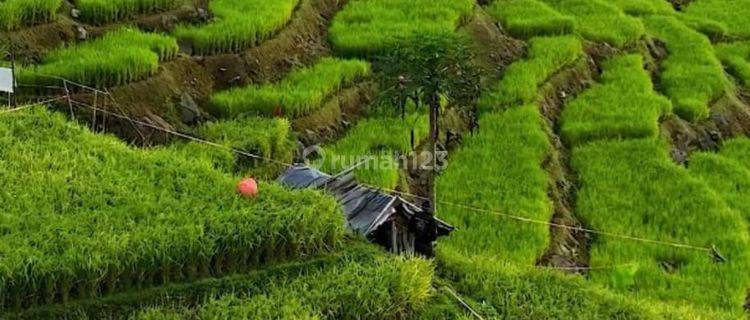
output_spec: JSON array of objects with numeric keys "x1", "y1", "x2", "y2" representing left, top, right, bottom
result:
[{"x1": 0, "y1": 67, "x2": 14, "y2": 94}]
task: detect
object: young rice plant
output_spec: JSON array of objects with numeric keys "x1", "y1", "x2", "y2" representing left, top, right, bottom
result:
[
  {"x1": 210, "y1": 58, "x2": 370, "y2": 118},
  {"x1": 18, "y1": 28, "x2": 178, "y2": 88}
]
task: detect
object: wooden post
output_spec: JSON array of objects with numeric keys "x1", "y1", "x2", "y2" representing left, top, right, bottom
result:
[{"x1": 8, "y1": 35, "x2": 17, "y2": 108}]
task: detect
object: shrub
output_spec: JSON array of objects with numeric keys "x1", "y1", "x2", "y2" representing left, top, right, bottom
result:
[
  {"x1": 715, "y1": 41, "x2": 750, "y2": 86},
  {"x1": 75, "y1": 0, "x2": 180, "y2": 25},
  {"x1": 130, "y1": 256, "x2": 433, "y2": 320},
  {"x1": 318, "y1": 112, "x2": 428, "y2": 189},
  {"x1": 644, "y1": 16, "x2": 728, "y2": 121},
  {"x1": 18, "y1": 28, "x2": 178, "y2": 88},
  {"x1": 0, "y1": 0, "x2": 60, "y2": 31},
  {"x1": 683, "y1": 0, "x2": 750, "y2": 40},
  {"x1": 0, "y1": 107, "x2": 345, "y2": 309},
  {"x1": 210, "y1": 58, "x2": 370, "y2": 118},
  {"x1": 435, "y1": 105, "x2": 552, "y2": 264},
  {"x1": 173, "y1": 0, "x2": 298, "y2": 54},
  {"x1": 541, "y1": 0, "x2": 644, "y2": 47},
  {"x1": 486, "y1": 0, "x2": 575, "y2": 39},
  {"x1": 572, "y1": 138, "x2": 750, "y2": 314},
  {"x1": 328, "y1": 0, "x2": 474, "y2": 57},
  {"x1": 480, "y1": 36, "x2": 583, "y2": 112},
  {"x1": 560, "y1": 54, "x2": 672, "y2": 146}
]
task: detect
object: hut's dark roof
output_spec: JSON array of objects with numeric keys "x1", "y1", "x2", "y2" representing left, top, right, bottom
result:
[{"x1": 277, "y1": 165, "x2": 453, "y2": 237}]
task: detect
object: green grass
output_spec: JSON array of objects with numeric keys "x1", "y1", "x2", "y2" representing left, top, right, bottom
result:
[
  {"x1": 717, "y1": 138, "x2": 750, "y2": 168},
  {"x1": 560, "y1": 54, "x2": 672, "y2": 146},
  {"x1": 690, "y1": 138, "x2": 750, "y2": 225},
  {"x1": 715, "y1": 41, "x2": 750, "y2": 86},
  {"x1": 480, "y1": 36, "x2": 583, "y2": 112},
  {"x1": 173, "y1": 0, "x2": 298, "y2": 54},
  {"x1": 0, "y1": 107, "x2": 345, "y2": 309},
  {"x1": 18, "y1": 28, "x2": 178, "y2": 88},
  {"x1": 318, "y1": 111, "x2": 428, "y2": 189},
  {"x1": 607, "y1": 0, "x2": 674, "y2": 15},
  {"x1": 572, "y1": 138, "x2": 750, "y2": 314},
  {"x1": 485, "y1": 0, "x2": 575, "y2": 39},
  {"x1": 437, "y1": 250, "x2": 733, "y2": 319},
  {"x1": 435, "y1": 105, "x2": 552, "y2": 264},
  {"x1": 328, "y1": 0, "x2": 474, "y2": 57},
  {"x1": 0, "y1": 0, "x2": 60, "y2": 31},
  {"x1": 689, "y1": 153, "x2": 750, "y2": 225},
  {"x1": 75, "y1": 0, "x2": 180, "y2": 24},
  {"x1": 176, "y1": 116, "x2": 296, "y2": 179},
  {"x1": 541, "y1": 0, "x2": 644, "y2": 47},
  {"x1": 9, "y1": 244, "x2": 381, "y2": 318},
  {"x1": 644, "y1": 16, "x2": 728, "y2": 121},
  {"x1": 130, "y1": 256, "x2": 433, "y2": 320},
  {"x1": 683, "y1": 0, "x2": 750, "y2": 40},
  {"x1": 210, "y1": 58, "x2": 370, "y2": 118}
]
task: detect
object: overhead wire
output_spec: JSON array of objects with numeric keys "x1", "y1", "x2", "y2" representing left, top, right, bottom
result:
[{"x1": 60, "y1": 96, "x2": 716, "y2": 255}]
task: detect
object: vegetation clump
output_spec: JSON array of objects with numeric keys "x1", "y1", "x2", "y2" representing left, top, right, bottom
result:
[
  {"x1": 210, "y1": 58, "x2": 370, "y2": 118},
  {"x1": 541, "y1": 0, "x2": 644, "y2": 47},
  {"x1": 0, "y1": 107, "x2": 345, "y2": 309},
  {"x1": 644, "y1": 16, "x2": 728, "y2": 121},
  {"x1": 75, "y1": 0, "x2": 180, "y2": 24},
  {"x1": 436, "y1": 105, "x2": 552, "y2": 264},
  {"x1": 683, "y1": 0, "x2": 750, "y2": 40},
  {"x1": 560, "y1": 54, "x2": 672, "y2": 146},
  {"x1": 18, "y1": 28, "x2": 178, "y2": 88},
  {"x1": 328, "y1": 0, "x2": 474, "y2": 57},
  {"x1": 131, "y1": 256, "x2": 433, "y2": 320},
  {"x1": 572, "y1": 138, "x2": 750, "y2": 314},
  {"x1": 0, "y1": 0, "x2": 60, "y2": 30},
  {"x1": 480, "y1": 36, "x2": 583, "y2": 111},
  {"x1": 318, "y1": 111, "x2": 427, "y2": 190},
  {"x1": 486, "y1": 0, "x2": 575, "y2": 39},
  {"x1": 715, "y1": 41, "x2": 750, "y2": 86},
  {"x1": 174, "y1": 0, "x2": 298, "y2": 54}
]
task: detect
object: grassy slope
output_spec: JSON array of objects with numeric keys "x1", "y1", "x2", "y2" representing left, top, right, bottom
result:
[
  {"x1": 174, "y1": 0, "x2": 298, "y2": 54},
  {"x1": 132, "y1": 256, "x2": 433, "y2": 320},
  {"x1": 644, "y1": 16, "x2": 728, "y2": 121},
  {"x1": 18, "y1": 28, "x2": 178, "y2": 88},
  {"x1": 76, "y1": 0, "x2": 180, "y2": 24},
  {"x1": 210, "y1": 58, "x2": 370, "y2": 118},
  {"x1": 0, "y1": 107, "x2": 345, "y2": 309},
  {"x1": 560, "y1": 54, "x2": 672, "y2": 146},
  {"x1": 318, "y1": 111, "x2": 428, "y2": 190},
  {"x1": 0, "y1": 0, "x2": 60, "y2": 31},
  {"x1": 573, "y1": 138, "x2": 750, "y2": 314},
  {"x1": 683, "y1": 0, "x2": 750, "y2": 40},
  {"x1": 690, "y1": 138, "x2": 750, "y2": 224},
  {"x1": 541, "y1": 0, "x2": 644, "y2": 47},
  {"x1": 480, "y1": 35, "x2": 583, "y2": 111},
  {"x1": 328, "y1": 0, "x2": 474, "y2": 56},
  {"x1": 436, "y1": 105, "x2": 552, "y2": 264},
  {"x1": 715, "y1": 41, "x2": 750, "y2": 86},
  {"x1": 485, "y1": 0, "x2": 574, "y2": 39}
]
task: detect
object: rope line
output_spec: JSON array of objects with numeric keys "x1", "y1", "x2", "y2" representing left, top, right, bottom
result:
[
  {"x1": 0, "y1": 97, "x2": 66, "y2": 114},
  {"x1": 49, "y1": 96, "x2": 715, "y2": 254}
]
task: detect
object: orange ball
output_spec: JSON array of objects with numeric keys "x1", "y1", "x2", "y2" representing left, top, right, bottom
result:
[{"x1": 237, "y1": 178, "x2": 258, "y2": 198}]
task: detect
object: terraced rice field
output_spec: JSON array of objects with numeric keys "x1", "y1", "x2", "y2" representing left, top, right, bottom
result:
[{"x1": 4, "y1": 0, "x2": 750, "y2": 318}]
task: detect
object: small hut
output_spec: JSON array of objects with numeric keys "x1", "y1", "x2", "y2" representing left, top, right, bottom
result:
[{"x1": 278, "y1": 165, "x2": 453, "y2": 255}]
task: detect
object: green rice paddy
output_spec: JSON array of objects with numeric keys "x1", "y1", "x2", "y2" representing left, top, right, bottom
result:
[
  {"x1": 18, "y1": 28, "x2": 178, "y2": 88},
  {"x1": 210, "y1": 58, "x2": 370, "y2": 118}
]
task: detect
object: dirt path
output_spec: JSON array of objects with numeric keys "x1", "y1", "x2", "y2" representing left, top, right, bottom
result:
[{"x1": 535, "y1": 57, "x2": 597, "y2": 271}]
